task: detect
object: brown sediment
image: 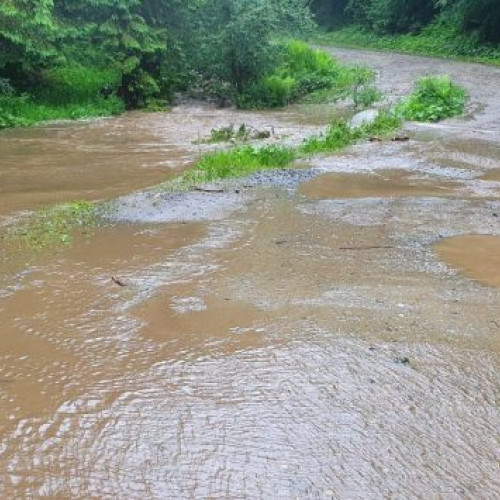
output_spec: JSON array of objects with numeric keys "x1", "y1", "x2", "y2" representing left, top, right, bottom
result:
[
  {"x1": 434, "y1": 235, "x2": 500, "y2": 287},
  {"x1": 300, "y1": 169, "x2": 460, "y2": 199},
  {"x1": 481, "y1": 168, "x2": 500, "y2": 181}
]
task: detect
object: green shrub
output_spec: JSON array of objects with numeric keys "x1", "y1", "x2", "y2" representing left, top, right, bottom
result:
[
  {"x1": 353, "y1": 85, "x2": 381, "y2": 109},
  {"x1": 238, "y1": 40, "x2": 376, "y2": 108},
  {"x1": 359, "y1": 109, "x2": 402, "y2": 135},
  {"x1": 301, "y1": 110, "x2": 401, "y2": 154},
  {"x1": 301, "y1": 118, "x2": 354, "y2": 154},
  {"x1": 397, "y1": 75, "x2": 467, "y2": 122}
]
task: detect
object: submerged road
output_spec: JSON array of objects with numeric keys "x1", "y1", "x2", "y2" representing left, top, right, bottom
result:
[{"x1": 0, "y1": 48, "x2": 499, "y2": 497}]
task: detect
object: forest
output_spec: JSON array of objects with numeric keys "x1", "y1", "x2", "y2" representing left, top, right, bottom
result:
[{"x1": 1, "y1": 0, "x2": 499, "y2": 127}]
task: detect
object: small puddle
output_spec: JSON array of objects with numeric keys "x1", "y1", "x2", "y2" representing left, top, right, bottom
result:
[
  {"x1": 300, "y1": 169, "x2": 459, "y2": 200},
  {"x1": 434, "y1": 235, "x2": 500, "y2": 287},
  {"x1": 481, "y1": 168, "x2": 500, "y2": 181}
]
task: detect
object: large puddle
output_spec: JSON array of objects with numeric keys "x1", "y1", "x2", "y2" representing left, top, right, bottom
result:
[
  {"x1": 300, "y1": 169, "x2": 461, "y2": 199},
  {"x1": 435, "y1": 235, "x2": 500, "y2": 287}
]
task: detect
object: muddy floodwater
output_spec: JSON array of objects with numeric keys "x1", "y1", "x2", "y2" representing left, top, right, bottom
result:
[{"x1": 1, "y1": 49, "x2": 500, "y2": 497}]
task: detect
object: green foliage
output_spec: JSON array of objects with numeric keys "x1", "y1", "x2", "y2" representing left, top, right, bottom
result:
[
  {"x1": 7, "y1": 201, "x2": 97, "y2": 249},
  {"x1": 360, "y1": 109, "x2": 402, "y2": 135},
  {"x1": 301, "y1": 118, "x2": 354, "y2": 154},
  {"x1": 36, "y1": 64, "x2": 121, "y2": 104},
  {"x1": 346, "y1": 0, "x2": 436, "y2": 34},
  {"x1": 315, "y1": 24, "x2": 500, "y2": 66},
  {"x1": 176, "y1": 145, "x2": 297, "y2": 185},
  {"x1": 397, "y1": 75, "x2": 467, "y2": 122},
  {"x1": 301, "y1": 110, "x2": 401, "y2": 153},
  {"x1": 0, "y1": 94, "x2": 124, "y2": 129},
  {"x1": 0, "y1": 0, "x2": 56, "y2": 74},
  {"x1": 314, "y1": 0, "x2": 500, "y2": 46},
  {"x1": 353, "y1": 85, "x2": 381, "y2": 109},
  {"x1": 459, "y1": 0, "x2": 500, "y2": 44},
  {"x1": 190, "y1": 0, "x2": 315, "y2": 100},
  {"x1": 238, "y1": 41, "x2": 376, "y2": 108}
]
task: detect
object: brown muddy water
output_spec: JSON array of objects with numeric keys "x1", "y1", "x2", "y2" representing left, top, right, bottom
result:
[
  {"x1": 0, "y1": 104, "x2": 335, "y2": 221},
  {"x1": 300, "y1": 169, "x2": 462, "y2": 199},
  {"x1": 1, "y1": 50, "x2": 500, "y2": 497},
  {"x1": 435, "y1": 235, "x2": 500, "y2": 287}
]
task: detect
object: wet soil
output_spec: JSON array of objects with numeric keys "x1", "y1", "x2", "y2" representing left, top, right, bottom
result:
[
  {"x1": 1, "y1": 49, "x2": 500, "y2": 497},
  {"x1": 482, "y1": 168, "x2": 500, "y2": 181},
  {"x1": 435, "y1": 235, "x2": 500, "y2": 287}
]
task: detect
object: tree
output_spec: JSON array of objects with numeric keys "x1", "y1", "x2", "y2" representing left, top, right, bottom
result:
[
  {"x1": 0, "y1": 0, "x2": 56, "y2": 86},
  {"x1": 190, "y1": 0, "x2": 314, "y2": 93}
]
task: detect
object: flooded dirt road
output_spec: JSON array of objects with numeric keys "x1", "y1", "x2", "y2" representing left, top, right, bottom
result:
[
  {"x1": 0, "y1": 104, "x2": 334, "y2": 221},
  {"x1": 1, "y1": 49, "x2": 500, "y2": 497}
]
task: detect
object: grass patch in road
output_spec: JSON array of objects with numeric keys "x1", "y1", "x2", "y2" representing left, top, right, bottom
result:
[
  {"x1": 174, "y1": 145, "x2": 297, "y2": 186},
  {"x1": 6, "y1": 201, "x2": 97, "y2": 250},
  {"x1": 397, "y1": 75, "x2": 467, "y2": 122},
  {"x1": 301, "y1": 110, "x2": 401, "y2": 154},
  {"x1": 169, "y1": 110, "x2": 402, "y2": 188}
]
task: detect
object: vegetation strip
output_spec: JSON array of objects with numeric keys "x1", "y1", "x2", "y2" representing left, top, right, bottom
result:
[
  {"x1": 4, "y1": 201, "x2": 97, "y2": 250},
  {"x1": 166, "y1": 110, "x2": 402, "y2": 189}
]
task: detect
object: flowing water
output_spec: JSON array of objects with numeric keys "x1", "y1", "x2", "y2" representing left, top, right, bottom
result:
[{"x1": 1, "y1": 50, "x2": 500, "y2": 497}]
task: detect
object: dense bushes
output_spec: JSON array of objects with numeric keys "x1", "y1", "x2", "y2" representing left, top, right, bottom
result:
[
  {"x1": 0, "y1": 0, "x2": 325, "y2": 126},
  {"x1": 346, "y1": 0, "x2": 436, "y2": 34},
  {"x1": 237, "y1": 41, "x2": 375, "y2": 108},
  {"x1": 312, "y1": 0, "x2": 500, "y2": 45}
]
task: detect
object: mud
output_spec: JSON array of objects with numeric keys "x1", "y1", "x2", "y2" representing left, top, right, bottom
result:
[
  {"x1": 435, "y1": 235, "x2": 500, "y2": 287},
  {"x1": 482, "y1": 168, "x2": 500, "y2": 181},
  {"x1": 300, "y1": 169, "x2": 462, "y2": 199},
  {"x1": 1, "y1": 48, "x2": 500, "y2": 497}
]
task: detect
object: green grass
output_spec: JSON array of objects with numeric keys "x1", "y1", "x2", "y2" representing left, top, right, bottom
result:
[
  {"x1": 301, "y1": 110, "x2": 401, "y2": 154},
  {"x1": 6, "y1": 201, "x2": 97, "y2": 249},
  {"x1": 170, "y1": 110, "x2": 402, "y2": 188},
  {"x1": 314, "y1": 24, "x2": 500, "y2": 67},
  {"x1": 0, "y1": 95, "x2": 124, "y2": 128},
  {"x1": 171, "y1": 144, "x2": 297, "y2": 187},
  {"x1": 397, "y1": 75, "x2": 467, "y2": 122},
  {"x1": 0, "y1": 64, "x2": 125, "y2": 129}
]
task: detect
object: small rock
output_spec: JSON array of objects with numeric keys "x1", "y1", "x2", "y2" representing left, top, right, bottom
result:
[
  {"x1": 394, "y1": 357, "x2": 410, "y2": 365},
  {"x1": 350, "y1": 109, "x2": 379, "y2": 129}
]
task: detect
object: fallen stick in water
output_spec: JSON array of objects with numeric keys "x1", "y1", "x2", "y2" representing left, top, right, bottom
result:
[
  {"x1": 339, "y1": 245, "x2": 395, "y2": 251},
  {"x1": 194, "y1": 187, "x2": 225, "y2": 193}
]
